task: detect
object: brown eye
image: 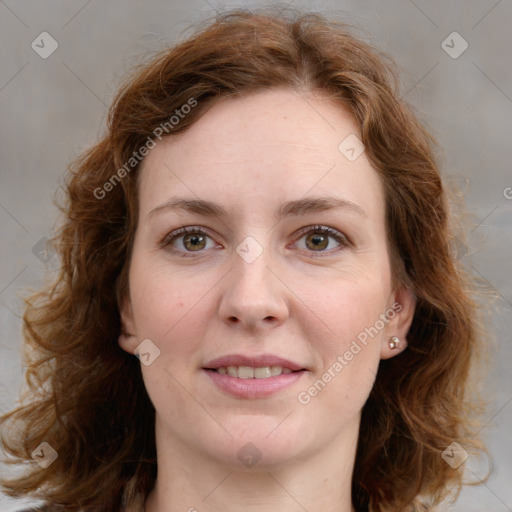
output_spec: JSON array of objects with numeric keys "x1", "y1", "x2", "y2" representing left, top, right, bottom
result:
[
  {"x1": 183, "y1": 233, "x2": 207, "y2": 251},
  {"x1": 294, "y1": 225, "x2": 349, "y2": 256},
  {"x1": 305, "y1": 232, "x2": 329, "y2": 251},
  {"x1": 160, "y1": 226, "x2": 216, "y2": 257}
]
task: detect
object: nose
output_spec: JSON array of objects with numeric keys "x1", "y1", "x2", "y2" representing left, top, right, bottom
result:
[{"x1": 217, "y1": 243, "x2": 289, "y2": 332}]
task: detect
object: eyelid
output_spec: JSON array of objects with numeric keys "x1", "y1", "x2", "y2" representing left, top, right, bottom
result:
[
  {"x1": 158, "y1": 225, "x2": 215, "y2": 252},
  {"x1": 291, "y1": 224, "x2": 350, "y2": 256},
  {"x1": 159, "y1": 224, "x2": 350, "y2": 257}
]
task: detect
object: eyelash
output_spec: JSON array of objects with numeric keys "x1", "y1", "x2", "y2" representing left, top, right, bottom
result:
[{"x1": 159, "y1": 224, "x2": 350, "y2": 258}]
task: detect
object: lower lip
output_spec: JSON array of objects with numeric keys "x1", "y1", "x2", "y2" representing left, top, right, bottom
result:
[{"x1": 203, "y1": 369, "x2": 306, "y2": 399}]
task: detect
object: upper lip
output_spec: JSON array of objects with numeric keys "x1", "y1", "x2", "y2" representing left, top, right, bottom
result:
[{"x1": 203, "y1": 354, "x2": 306, "y2": 371}]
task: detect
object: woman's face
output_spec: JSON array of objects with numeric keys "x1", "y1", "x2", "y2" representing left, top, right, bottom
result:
[{"x1": 119, "y1": 88, "x2": 415, "y2": 469}]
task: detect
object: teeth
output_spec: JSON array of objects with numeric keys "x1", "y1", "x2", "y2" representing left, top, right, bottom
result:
[
  {"x1": 238, "y1": 366, "x2": 254, "y2": 379},
  {"x1": 216, "y1": 365, "x2": 293, "y2": 378},
  {"x1": 254, "y1": 366, "x2": 271, "y2": 379}
]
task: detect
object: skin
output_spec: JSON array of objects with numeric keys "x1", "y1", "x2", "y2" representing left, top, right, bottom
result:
[{"x1": 118, "y1": 88, "x2": 416, "y2": 512}]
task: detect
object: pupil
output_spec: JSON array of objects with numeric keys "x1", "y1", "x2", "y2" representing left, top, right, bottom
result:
[
  {"x1": 308, "y1": 233, "x2": 327, "y2": 250},
  {"x1": 185, "y1": 234, "x2": 204, "y2": 250}
]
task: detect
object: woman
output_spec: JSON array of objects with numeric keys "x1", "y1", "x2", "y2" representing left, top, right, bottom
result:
[{"x1": 0, "y1": 7, "x2": 489, "y2": 512}]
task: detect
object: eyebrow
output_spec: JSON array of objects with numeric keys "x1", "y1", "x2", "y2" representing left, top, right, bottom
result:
[{"x1": 147, "y1": 196, "x2": 367, "y2": 222}]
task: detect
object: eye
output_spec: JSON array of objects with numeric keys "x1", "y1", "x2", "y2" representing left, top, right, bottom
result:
[
  {"x1": 160, "y1": 226, "x2": 217, "y2": 257},
  {"x1": 160, "y1": 224, "x2": 350, "y2": 258},
  {"x1": 293, "y1": 225, "x2": 349, "y2": 256}
]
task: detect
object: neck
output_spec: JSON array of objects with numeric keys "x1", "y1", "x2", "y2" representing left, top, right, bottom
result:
[{"x1": 144, "y1": 417, "x2": 359, "y2": 512}]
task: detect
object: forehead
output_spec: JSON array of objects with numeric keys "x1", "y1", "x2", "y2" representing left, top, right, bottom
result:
[{"x1": 137, "y1": 88, "x2": 384, "y2": 222}]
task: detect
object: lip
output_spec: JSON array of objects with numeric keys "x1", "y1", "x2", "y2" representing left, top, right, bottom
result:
[
  {"x1": 203, "y1": 369, "x2": 306, "y2": 399},
  {"x1": 202, "y1": 353, "x2": 307, "y2": 399},
  {"x1": 203, "y1": 354, "x2": 306, "y2": 371}
]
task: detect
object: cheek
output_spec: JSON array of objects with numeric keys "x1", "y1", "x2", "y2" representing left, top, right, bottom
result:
[
  {"x1": 302, "y1": 273, "x2": 390, "y2": 352},
  {"x1": 130, "y1": 264, "x2": 211, "y2": 408},
  {"x1": 129, "y1": 258, "x2": 213, "y2": 358},
  {"x1": 298, "y1": 275, "x2": 388, "y2": 400},
  {"x1": 295, "y1": 282, "x2": 385, "y2": 423}
]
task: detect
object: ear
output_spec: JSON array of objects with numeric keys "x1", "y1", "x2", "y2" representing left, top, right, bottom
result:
[
  {"x1": 380, "y1": 286, "x2": 416, "y2": 360},
  {"x1": 118, "y1": 294, "x2": 138, "y2": 355}
]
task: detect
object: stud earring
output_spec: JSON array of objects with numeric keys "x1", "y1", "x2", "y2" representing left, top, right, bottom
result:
[{"x1": 388, "y1": 336, "x2": 400, "y2": 350}]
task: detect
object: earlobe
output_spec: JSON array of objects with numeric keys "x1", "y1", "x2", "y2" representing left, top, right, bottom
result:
[
  {"x1": 118, "y1": 296, "x2": 138, "y2": 354},
  {"x1": 380, "y1": 286, "x2": 416, "y2": 360},
  {"x1": 118, "y1": 331, "x2": 138, "y2": 354}
]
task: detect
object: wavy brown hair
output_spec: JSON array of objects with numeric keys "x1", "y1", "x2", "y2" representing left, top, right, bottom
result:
[{"x1": 1, "y1": 7, "x2": 490, "y2": 512}]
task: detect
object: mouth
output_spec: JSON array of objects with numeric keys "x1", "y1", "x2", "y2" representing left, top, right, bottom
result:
[
  {"x1": 202, "y1": 354, "x2": 307, "y2": 399},
  {"x1": 206, "y1": 365, "x2": 298, "y2": 379}
]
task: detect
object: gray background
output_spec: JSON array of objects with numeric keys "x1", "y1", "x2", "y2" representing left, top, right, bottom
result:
[{"x1": 1, "y1": 1, "x2": 511, "y2": 510}]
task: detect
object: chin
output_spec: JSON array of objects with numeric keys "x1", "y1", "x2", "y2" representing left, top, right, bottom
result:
[{"x1": 199, "y1": 417, "x2": 309, "y2": 469}]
